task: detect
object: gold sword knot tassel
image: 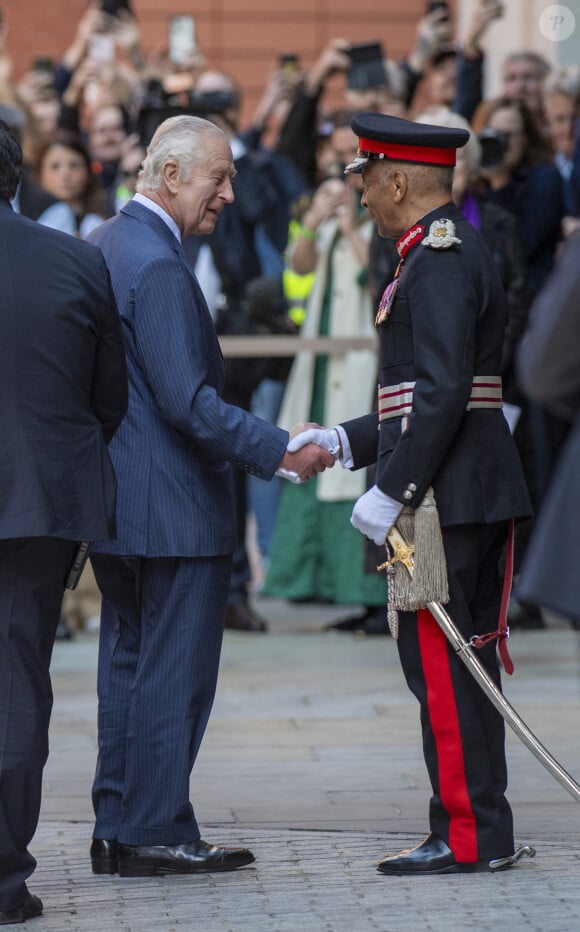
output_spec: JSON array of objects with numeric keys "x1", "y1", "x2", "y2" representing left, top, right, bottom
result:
[{"x1": 376, "y1": 530, "x2": 416, "y2": 640}]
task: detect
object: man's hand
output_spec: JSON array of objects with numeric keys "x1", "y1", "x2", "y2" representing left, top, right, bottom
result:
[
  {"x1": 287, "y1": 426, "x2": 341, "y2": 461},
  {"x1": 350, "y1": 485, "x2": 403, "y2": 546},
  {"x1": 279, "y1": 444, "x2": 334, "y2": 482}
]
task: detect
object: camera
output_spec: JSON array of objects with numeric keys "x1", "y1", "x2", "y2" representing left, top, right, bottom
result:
[
  {"x1": 137, "y1": 81, "x2": 238, "y2": 145},
  {"x1": 478, "y1": 128, "x2": 509, "y2": 169}
]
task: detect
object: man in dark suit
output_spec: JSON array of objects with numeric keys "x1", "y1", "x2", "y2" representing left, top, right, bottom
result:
[
  {"x1": 87, "y1": 114, "x2": 332, "y2": 878},
  {"x1": 290, "y1": 113, "x2": 532, "y2": 875},
  {"x1": 0, "y1": 120, "x2": 127, "y2": 925}
]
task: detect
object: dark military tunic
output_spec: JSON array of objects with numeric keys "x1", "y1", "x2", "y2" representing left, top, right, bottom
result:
[{"x1": 340, "y1": 202, "x2": 532, "y2": 863}]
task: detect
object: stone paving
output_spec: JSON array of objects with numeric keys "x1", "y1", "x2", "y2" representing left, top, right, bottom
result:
[{"x1": 27, "y1": 598, "x2": 580, "y2": 931}]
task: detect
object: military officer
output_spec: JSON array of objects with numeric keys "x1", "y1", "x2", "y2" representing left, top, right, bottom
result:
[{"x1": 290, "y1": 113, "x2": 532, "y2": 875}]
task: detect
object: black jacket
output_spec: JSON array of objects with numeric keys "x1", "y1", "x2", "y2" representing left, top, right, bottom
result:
[
  {"x1": 342, "y1": 202, "x2": 531, "y2": 527},
  {"x1": 0, "y1": 199, "x2": 127, "y2": 540}
]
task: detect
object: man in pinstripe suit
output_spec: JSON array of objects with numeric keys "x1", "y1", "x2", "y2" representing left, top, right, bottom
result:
[{"x1": 87, "y1": 115, "x2": 332, "y2": 878}]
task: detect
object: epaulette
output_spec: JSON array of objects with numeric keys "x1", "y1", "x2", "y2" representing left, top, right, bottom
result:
[{"x1": 422, "y1": 218, "x2": 461, "y2": 250}]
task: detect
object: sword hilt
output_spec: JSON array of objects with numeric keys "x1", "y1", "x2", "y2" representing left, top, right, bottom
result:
[{"x1": 377, "y1": 526, "x2": 415, "y2": 575}]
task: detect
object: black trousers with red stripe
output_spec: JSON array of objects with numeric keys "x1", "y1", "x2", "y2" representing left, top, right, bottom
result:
[{"x1": 396, "y1": 522, "x2": 514, "y2": 863}]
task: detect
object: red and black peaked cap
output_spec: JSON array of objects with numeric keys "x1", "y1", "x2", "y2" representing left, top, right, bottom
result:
[{"x1": 345, "y1": 112, "x2": 470, "y2": 173}]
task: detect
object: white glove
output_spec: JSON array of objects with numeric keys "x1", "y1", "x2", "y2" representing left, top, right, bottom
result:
[
  {"x1": 287, "y1": 427, "x2": 341, "y2": 461},
  {"x1": 350, "y1": 485, "x2": 403, "y2": 546}
]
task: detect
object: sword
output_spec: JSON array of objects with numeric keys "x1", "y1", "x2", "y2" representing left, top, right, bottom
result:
[{"x1": 382, "y1": 525, "x2": 580, "y2": 805}]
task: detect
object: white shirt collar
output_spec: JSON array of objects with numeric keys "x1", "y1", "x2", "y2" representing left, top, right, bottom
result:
[
  {"x1": 230, "y1": 136, "x2": 246, "y2": 161},
  {"x1": 132, "y1": 192, "x2": 181, "y2": 242}
]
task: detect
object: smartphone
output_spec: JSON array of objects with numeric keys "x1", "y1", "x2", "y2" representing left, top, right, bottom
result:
[
  {"x1": 33, "y1": 56, "x2": 54, "y2": 74},
  {"x1": 89, "y1": 33, "x2": 115, "y2": 64},
  {"x1": 100, "y1": 0, "x2": 132, "y2": 17},
  {"x1": 426, "y1": 0, "x2": 449, "y2": 15},
  {"x1": 169, "y1": 15, "x2": 196, "y2": 65},
  {"x1": 279, "y1": 53, "x2": 300, "y2": 73},
  {"x1": 346, "y1": 42, "x2": 387, "y2": 91}
]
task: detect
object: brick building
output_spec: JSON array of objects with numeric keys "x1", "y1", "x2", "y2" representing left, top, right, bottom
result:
[
  {"x1": 2, "y1": 0, "x2": 577, "y2": 126},
  {"x1": 3, "y1": 0, "x2": 453, "y2": 126}
]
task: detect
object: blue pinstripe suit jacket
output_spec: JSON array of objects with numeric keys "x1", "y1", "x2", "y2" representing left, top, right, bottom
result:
[{"x1": 89, "y1": 200, "x2": 288, "y2": 557}]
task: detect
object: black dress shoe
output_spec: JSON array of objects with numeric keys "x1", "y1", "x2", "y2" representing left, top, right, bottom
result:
[
  {"x1": 377, "y1": 833, "x2": 494, "y2": 875},
  {"x1": 325, "y1": 607, "x2": 390, "y2": 636},
  {"x1": 117, "y1": 839, "x2": 256, "y2": 876},
  {"x1": 507, "y1": 599, "x2": 545, "y2": 630},
  {"x1": 225, "y1": 602, "x2": 268, "y2": 632},
  {"x1": 55, "y1": 617, "x2": 74, "y2": 640},
  {"x1": 90, "y1": 838, "x2": 119, "y2": 875},
  {"x1": 0, "y1": 889, "x2": 43, "y2": 925}
]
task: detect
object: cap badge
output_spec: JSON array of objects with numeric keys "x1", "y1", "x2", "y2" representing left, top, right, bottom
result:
[{"x1": 422, "y1": 218, "x2": 461, "y2": 250}]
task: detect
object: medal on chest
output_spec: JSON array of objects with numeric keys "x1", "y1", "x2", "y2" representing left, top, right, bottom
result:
[
  {"x1": 375, "y1": 223, "x2": 425, "y2": 327},
  {"x1": 375, "y1": 276, "x2": 399, "y2": 325}
]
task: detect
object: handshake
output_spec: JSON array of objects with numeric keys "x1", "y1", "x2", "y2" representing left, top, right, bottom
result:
[
  {"x1": 276, "y1": 422, "x2": 403, "y2": 547},
  {"x1": 276, "y1": 423, "x2": 341, "y2": 483}
]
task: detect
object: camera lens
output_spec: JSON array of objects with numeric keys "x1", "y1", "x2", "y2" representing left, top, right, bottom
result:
[{"x1": 478, "y1": 129, "x2": 509, "y2": 169}]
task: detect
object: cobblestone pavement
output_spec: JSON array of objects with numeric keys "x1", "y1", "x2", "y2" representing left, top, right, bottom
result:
[
  {"x1": 30, "y1": 824, "x2": 580, "y2": 932},
  {"x1": 27, "y1": 599, "x2": 580, "y2": 931}
]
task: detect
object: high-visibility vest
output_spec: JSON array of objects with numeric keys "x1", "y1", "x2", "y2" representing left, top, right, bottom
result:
[
  {"x1": 283, "y1": 267, "x2": 315, "y2": 327},
  {"x1": 283, "y1": 218, "x2": 315, "y2": 327}
]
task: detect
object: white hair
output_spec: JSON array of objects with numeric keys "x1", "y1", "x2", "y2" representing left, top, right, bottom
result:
[
  {"x1": 136, "y1": 115, "x2": 226, "y2": 193},
  {"x1": 543, "y1": 66, "x2": 580, "y2": 101}
]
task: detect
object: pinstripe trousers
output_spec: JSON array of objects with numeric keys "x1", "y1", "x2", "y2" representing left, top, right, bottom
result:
[{"x1": 90, "y1": 552, "x2": 232, "y2": 845}]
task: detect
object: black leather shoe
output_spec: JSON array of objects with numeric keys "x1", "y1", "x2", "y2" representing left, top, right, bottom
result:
[
  {"x1": 90, "y1": 838, "x2": 118, "y2": 875},
  {"x1": 117, "y1": 839, "x2": 256, "y2": 876},
  {"x1": 325, "y1": 607, "x2": 390, "y2": 636},
  {"x1": 0, "y1": 889, "x2": 43, "y2": 925},
  {"x1": 55, "y1": 616, "x2": 74, "y2": 640},
  {"x1": 507, "y1": 598, "x2": 545, "y2": 630},
  {"x1": 377, "y1": 833, "x2": 493, "y2": 875},
  {"x1": 225, "y1": 602, "x2": 268, "y2": 632}
]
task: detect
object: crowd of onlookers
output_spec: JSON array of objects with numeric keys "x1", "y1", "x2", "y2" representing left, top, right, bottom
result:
[{"x1": 2, "y1": 0, "x2": 579, "y2": 632}]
